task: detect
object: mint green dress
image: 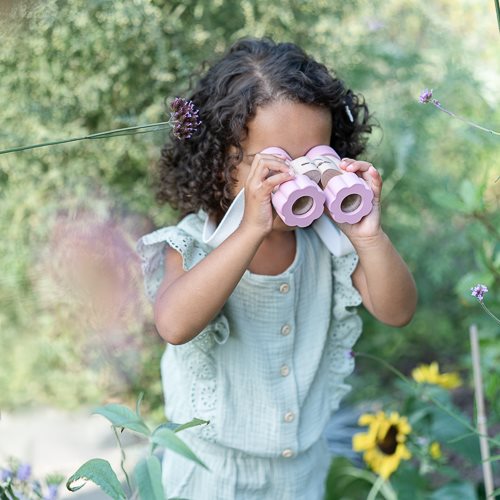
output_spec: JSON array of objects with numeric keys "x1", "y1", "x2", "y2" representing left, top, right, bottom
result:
[{"x1": 136, "y1": 209, "x2": 363, "y2": 500}]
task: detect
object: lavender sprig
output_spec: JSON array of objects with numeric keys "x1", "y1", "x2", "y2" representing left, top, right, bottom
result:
[
  {"x1": 169, "y1": 97, "x2": 202, "y2": 140},
  {"x1": 419, "y1": 89, "x2": 500, "y2": 136},
  {"x1": 0, "y1": 97, "x2": 201, "y2": 155},
  {"x1": 470, "y1": 284, "x2": 500, "y2": 325}
]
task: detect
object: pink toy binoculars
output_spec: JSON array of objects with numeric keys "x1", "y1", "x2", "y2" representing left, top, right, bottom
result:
[{"x1": 260, "y1": 145, "x2": 374, "y2": 227}]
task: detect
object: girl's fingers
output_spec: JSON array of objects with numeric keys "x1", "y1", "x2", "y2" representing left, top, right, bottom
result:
[
  {"x1": 247, "y1": 153, "x2": 291, "y2": 183},
  {"x1": 368, "y1": 165, "x2": 383, "y2": 201},
  {"x1": 252, "y1": 153, "x2": 290, "y2": 171},
  {"x1": 264, "y1": 171, "x2": 295, "y2": 193},
  {"x1": 340, "y1": 158, "x2": 372, "y2": 173},
  {"x1": 340, "y1": 158, "x2": 383, "y2": 200}
]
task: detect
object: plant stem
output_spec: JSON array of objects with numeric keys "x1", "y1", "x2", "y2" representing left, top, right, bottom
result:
[
  {"x1": 479, "y1": 301, "x2": 500, "y2": 325},
  {"x1": 495, "y1": 0, "x2": 500, "y2": 32},
  {"x1": 471, "y1": 212, "x2": 500, "y2": 241},
  {"x1": 0, "y1": 121, "x2": 172, "y2": 155},
  {"x1": 366, "y1": 475, "x2": 396, "y2": 500},
  {"x1": 431, "y1": 101, "x2": 500, "y2": 136},
  {"x1": 469, "y1": 324, "x2": 495, "y2": 498},
  {"x1": 112, "y1": 426, "x2": 133, "y2": 496}
]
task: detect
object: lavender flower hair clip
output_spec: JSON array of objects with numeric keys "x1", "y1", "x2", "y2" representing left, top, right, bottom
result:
[{"x1": 170, "y1": 97, "x2": 202, "y2": 140}]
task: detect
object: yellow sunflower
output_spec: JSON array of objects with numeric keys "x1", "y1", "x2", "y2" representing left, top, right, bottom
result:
[
  {"x1": 411, "y1": 361, "x2": 462, "y2": 389},
  {"x1": 352, "y1": 411, "x2": 412, "y2": 479}
]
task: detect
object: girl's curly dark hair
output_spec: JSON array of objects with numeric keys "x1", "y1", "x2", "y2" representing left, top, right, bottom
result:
[{"x1": 155, "y1": 37, "x2": 374, "y2": 223}]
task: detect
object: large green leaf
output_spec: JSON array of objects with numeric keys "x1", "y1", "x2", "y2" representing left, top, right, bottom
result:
[
  {"x1": 428, "y1": 406, "x2": 481, "y2": 463},
  {"x1": 151, "y1": 428, "x2": 208, "y2": 470},
  {"x1": 66, "y1": 458, "x2": 126, "y2": 499},
  {"x1": 93, "y1": 404, "x2": 151, "y2": 436},
  {"x1": 134, "y1": 455, "x2": 165, "y2": 500},
  {"x1": 390, "y1": 463, "x2": 428, "y2": 500},
  {"x1": 427, "y1": 481, "x2": 478, "y2": 500},
  {"x1": 430, "y1": 190, "x2": 467, "y2": 213}
]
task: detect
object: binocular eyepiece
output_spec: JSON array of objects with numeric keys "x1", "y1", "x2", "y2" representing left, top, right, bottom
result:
[{"x1": 260, "y1": 145, "x2": 374, "y2": 228}]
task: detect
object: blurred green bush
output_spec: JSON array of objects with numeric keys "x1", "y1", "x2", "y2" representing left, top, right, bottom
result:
[{"x1": 0, "y1": 0, "x2": 498, "y2": 428}]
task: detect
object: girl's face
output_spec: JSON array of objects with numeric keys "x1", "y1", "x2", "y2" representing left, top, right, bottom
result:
[{"x1": 231, "y1": 99, "x2": 332, "y2": 231}]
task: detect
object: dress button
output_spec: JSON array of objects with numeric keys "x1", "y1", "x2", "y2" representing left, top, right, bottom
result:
[
  {"x1": 281, "y1": 448, "x2": 294, "y2": 458},
  {"x1": 280, "y1": 364, "x2": 290, "y2": 377},
  {"x1": 281, "y1": 324, "x2": 291, "y2": 336},
  {"x1": 284, "y1": 411, "x2": 295, "y2": 423},
  {"x1": 279, "y1": 283, "x2": 290, "y2": 294}
]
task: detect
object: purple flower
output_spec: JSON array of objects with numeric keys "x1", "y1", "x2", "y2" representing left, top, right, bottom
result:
[
  {"x1": 170, "y1": 97, "x2": 202, "y2": 140},
  {"x1": 44, "y1": 483, "x2": 59, "y2": 500},
  {"x1": 0, "y1": 467, "x2": 13, "y2": 482},
  {"x1": 16, "y1": 463, "x2": 31, "y2": 481},
  {"x1": 471, "y1": 284, "x2": 488, "y2": 301},
  {"x1": 419, "y1": 88, "x2": 433, "y2": 104}
]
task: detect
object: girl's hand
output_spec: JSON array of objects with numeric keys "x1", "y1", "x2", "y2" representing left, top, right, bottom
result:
[
  {"x1": 333, "y1": 158, "x2": 383, "y2": 245},
  {"x1": 240, "y1": 153, "x2": 295, "y2": 236}
]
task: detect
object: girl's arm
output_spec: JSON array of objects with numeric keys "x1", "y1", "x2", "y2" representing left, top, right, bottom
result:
[
  {"x1": 155, "y1": 224, "x2": 263, "y2": 344},
  {"x1": 154, "y1": 153, "x2": 294, "y2": 345},
  {"x1": 333, "y1": 158, "x2": 417, "y2": 327},
  {"x1": 351, "y1": 232, "x2": 417, "y2": 327}
]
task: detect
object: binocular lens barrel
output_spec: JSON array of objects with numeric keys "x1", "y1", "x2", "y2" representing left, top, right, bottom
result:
[
  {"x1": 340, "y1": 194, "x2": 363, "y2": 213},
  {"x1": 291, "y1": 196, "x2": 314, "y2": 215}
]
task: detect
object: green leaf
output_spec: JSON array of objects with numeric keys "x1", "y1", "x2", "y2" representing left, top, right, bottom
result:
[
  {"x1": 93, "y1": 404, "x2": 151, "y2": 436},
  {"x1": 459, "y1": 179, "x2": 480, "y2": 212},
  {"x1": 66, "y1": 458, "x2": 126, "y2": 499},
  {"x1": 134, "y1": 455, "x2": 165, "y2": 500},
  {"x1": 173, "y1": 417, "x2": 210, "y2": 433},
  {"x1": 427, "y1": 481, "x2": 477, "y2": 500},
  {"x1": 151, "y1": 428, "x2": 209, "y2": 470},
  {"x1": 428, "y1": 407, "x2": 481, "y2": 463},
  {"x1": 430, "y1": 190, "x2": 467, "y2": 213},
  {"x1": 390, "y1": 463, "x2": 428, "y2": 500},
  {"x1": 0, "y1": 483, "x2": 17, "y2": 500},
  {"x1": 153, "y1": 418, "x2": 209, "y2": 435}
]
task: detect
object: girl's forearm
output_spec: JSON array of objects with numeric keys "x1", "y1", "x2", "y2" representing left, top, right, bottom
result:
[
  {"x1": 154, "y1": 224, "x2": 265, "y2": 345},
  {"x1": 353, "y1": 231, "x2": 417, "y2": 327}
]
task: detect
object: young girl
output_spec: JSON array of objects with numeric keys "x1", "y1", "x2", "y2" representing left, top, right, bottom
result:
[{"x1": 136, "y1": 37, "x2": 417, "y2": 499}]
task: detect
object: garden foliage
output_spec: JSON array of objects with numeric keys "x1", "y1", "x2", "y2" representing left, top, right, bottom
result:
[{"x1": 0, "y1": 0, "x2": 498, "y2": 485}]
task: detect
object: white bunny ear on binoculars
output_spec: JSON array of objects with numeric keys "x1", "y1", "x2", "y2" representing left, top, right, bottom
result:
[{"x1": 202, "y1": 188, "x2": 355, "y2": 258}]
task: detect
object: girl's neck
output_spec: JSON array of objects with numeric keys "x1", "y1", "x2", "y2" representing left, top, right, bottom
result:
[{"x1": 248, "y1": 230, "x2": 297, "y2": 276}]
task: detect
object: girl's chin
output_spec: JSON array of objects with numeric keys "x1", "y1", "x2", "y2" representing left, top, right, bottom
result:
[{"x1": 272, "y1": 214, "x2": 296, "y2": 231}]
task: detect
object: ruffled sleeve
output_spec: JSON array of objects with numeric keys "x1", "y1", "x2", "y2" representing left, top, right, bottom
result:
[
  {"x1": 135, "y1": 216, "x2": 230, "y2": 347},
  {"x1": 326, "y1": 250, "x2": 363, "y2": 411}
]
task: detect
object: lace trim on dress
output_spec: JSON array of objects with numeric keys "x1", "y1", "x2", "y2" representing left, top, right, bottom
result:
[
  {"x1": 326, "y1": 251, "x2": 363, "y2": 411},
  {"x1": 136, "y1": 223, "x2": 230, "y2": 441}
]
